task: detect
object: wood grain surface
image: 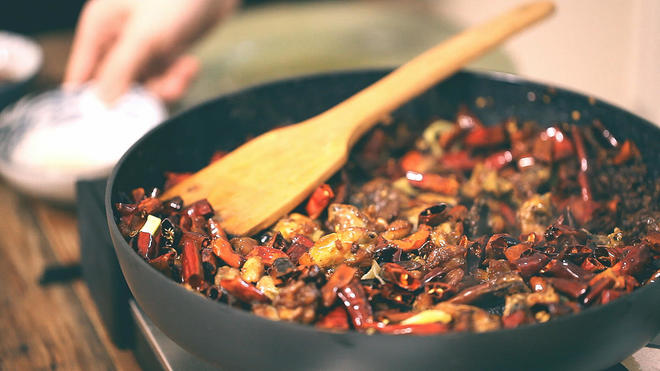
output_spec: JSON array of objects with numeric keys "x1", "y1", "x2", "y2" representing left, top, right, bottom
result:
[{"x1": 0, "y1": 180, "x2": 139, "y2": 371}]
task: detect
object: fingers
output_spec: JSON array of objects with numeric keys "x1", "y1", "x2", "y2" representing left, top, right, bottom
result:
[
  {"x1": 66, "y1": 0, "x2": 225, "y2": 103},
  {"x1": 63, "y1": 0, "x2": 126, "y2": 86},
  {"x1": 145, "y1": 55, "x2": 200, "y2": 103},
  {"x1": 93, "y1": 27, "x2": 156, "y2": 103}
]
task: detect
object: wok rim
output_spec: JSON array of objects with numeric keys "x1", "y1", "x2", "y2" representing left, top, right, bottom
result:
[{"x1": 105, "y1": 68, "x2": 660, "y2": 344}]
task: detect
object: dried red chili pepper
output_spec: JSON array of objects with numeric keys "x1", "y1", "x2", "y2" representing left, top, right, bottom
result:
[
  {"x1": 115, "y1": 202, "x2": 137, "y2": 216},
  {"x1": 182, "y1": 199, "x2": 214, "y2": 218},
  {"x1": 613, "y1": 244, "x2": 651, "y2": 276},
  {"x1": 316, "y1": 306, "x2": 350, "y2": 331},
  {"x1": 381, "y1": 263, "x2": 422, "y2": 291},
  {"x1": 546, "y1": 277, "x2": 587, "y2": 299},
  {"x1": 571, "y1": 126, "x2": 592, "y2": 202},
  {"x1": 137, "y1": 231, "x2": 159, "y2": 260},
  {"x1": 643, "y1": 231, "x2": 660, "y2": 251},
  {"x1": 591, "y1": 119, "x2": 618, "y2": 148},
  {"x1": 206, "y1": 219, "x2": 243, "y2": 267},
  {"x1": 504, "y1": 243, "x2": 531, "y2": 262},
  {"x1": 599, "y1": 289, "x2": 623, "y2": 305},
  {"x1": 406, "y1": 171, "x2": 459, "y2": 196},
  {"x1": 190, "y1": 215, "x2": 208, "y2": 234},
  {"x1": 443, "y1": 268, "x2": 465, "y2": 291},
  {"x1": 612, "y1": 140, "x2": 640, "y2": 165},
  {"x1": 422, "y1": 266, "x2": 446, "y2": 284},
  {"x1": 439, "y1": 106, "x2": 481, "y2": 149},
  {"x1": 162, "y1": 196, "x2": 183, "y2": 214},
  {"x1": 446, "y1": 283, "x2": 489, "y2": 304},
  {"x1": 321, "y1": 264, "x2": 357, "y2": 307},
  {"x1": 247, "y1": 245, "x2": 289, "y2": 266},
  {"x1": 424, "y1": 282, "x2": 450, "y2": 300},
  {"x1": 485, "y1": 234, "x2": 518, "y2": 260},
  {"x1": 514, "y1": 252, "x2": 550, "y2": 279},
  {"x1": 439, "y1": 151, "x2": 477, "y2": 171},
  {"x1": 220, "y1": 276, "x2": 269, "y2": 303},
  {"x1": 337, "y1": 279, "x2": 373, "y2": 329},
  {"x1": 179, "y1": 231, "x2": 210, "y2": 249},
  {"x1": 545, "y1": 259, "x2": 593, "y2": 281},
  {"x1": 263, "y1": 232, "x2": 287, "y2": 251},
  {"x1": 418, "y1": 204, "x2": 449, "y2": 227},
  {"x1": 182, "y1": 239, "x2": 203, "y2": 288},
  {"x1": 375, "y1": 322, "x2": 449, "y2": 335},
  {"x1": 211, "y1": 238, "x2": 243, "y2": 268},
  {"x1": 286, "y1": 234, "x2": 314, "y2": 264},
  {"x1": 552, "y1": 135, "x2": 574, "y2": 161},
  {"x1": 207, "y1": 218, "x2": 227, "y2": 240},
  {"x1": 464, "y1": 125, "x2": 506, "y2": 148},
  {"x1": 388, "y1": 225, "x2": 431, "y2": 252},
  {"x1": 484, "y1": 150, "x2": 514, "y2": 170},
  {"x1": 201, "y1": 248, "x2": 219, "y2": 278},
  {"x1": 583, "y1": 277, "x2": 613, "y2": 305},
  {"x1": 532, "y1": 133, "x2": 553, "y2": 163},
  {"x1": 502, "y1": 310, "x2": 529, "y2": 329},
  {"x1": 306, "y1": 184, "x2": 334, "y2": 219},
  {"x1": 148, "y1": 249, "x2": 176, "y2": 275},
  {"x1": 534, "y1": 126, "x2": 574, "y2": 163},
  {"x1": 400, "y1": 150, "x2": 435, "y2": 173},
  {"x1": 581, "y1": 256, "x2": 607, "y2": 272},
  {"x1": 137, "y1": 197, "x2": 162, "y2": 215},
  {"x1": 178, "y1": 214, "x2": 192, "y2": 232}
]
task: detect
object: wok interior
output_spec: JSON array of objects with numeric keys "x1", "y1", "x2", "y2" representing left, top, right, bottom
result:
[{"x1": 108, "y1": 70, "x2": 660, "y2": 370}]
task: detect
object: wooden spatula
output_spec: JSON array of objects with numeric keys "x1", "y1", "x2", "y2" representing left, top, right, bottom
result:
[{"x1": 161, "y1": 1, "x2": 555, "y2": 236}]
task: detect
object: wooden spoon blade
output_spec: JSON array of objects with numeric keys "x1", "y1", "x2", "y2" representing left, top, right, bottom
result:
[{"x1": 161, "y1": 123, "x2": 347, "y2": 236}]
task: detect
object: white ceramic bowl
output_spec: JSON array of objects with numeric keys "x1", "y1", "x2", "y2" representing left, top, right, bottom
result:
[{"x1": 0, "y1": 85, "x2": 167, "y2": 202}]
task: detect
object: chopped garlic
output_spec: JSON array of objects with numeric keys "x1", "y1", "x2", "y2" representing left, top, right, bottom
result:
[
  {"x1": 241, "y1": 256, "x2": 264, "y2": 283},
  {"x1": 256, "y1": 276, "x2": 279, "y2": 301}
]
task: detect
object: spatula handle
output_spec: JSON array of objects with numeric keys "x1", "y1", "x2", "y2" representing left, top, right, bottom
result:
[{"x1": 315, "y1": 1, "x2": 555, "y2": 147}]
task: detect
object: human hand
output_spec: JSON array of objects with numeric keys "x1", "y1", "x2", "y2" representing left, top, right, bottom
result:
[{"x1": 64, "y1": 0, "x2": 237, "y2": 103}]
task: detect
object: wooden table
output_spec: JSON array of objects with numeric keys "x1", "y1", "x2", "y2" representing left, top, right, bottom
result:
[
  {"x1": 0, "y1": 180, "x2": 140, "y2": 371},
  {"x1": 0, "y1": 31, "x2": 140, "y2": 371}
]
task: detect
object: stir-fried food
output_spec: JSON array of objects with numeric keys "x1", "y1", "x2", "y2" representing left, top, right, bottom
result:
[{"x1": 115, "y1": 107, "x2": 660, "y2": 335}]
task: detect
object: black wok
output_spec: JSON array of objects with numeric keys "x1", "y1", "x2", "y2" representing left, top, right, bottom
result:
[{"x1": 106, "y1": 69, "x2": 660, "y2": 370}]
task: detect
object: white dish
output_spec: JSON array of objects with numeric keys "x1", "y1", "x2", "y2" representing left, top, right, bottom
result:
[{"x1": 0, "y1": 85, "x2": 167, "y2": 202}]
